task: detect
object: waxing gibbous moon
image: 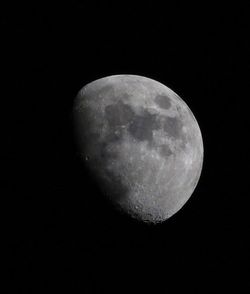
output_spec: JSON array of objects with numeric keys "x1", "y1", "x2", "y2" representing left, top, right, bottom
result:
[{"x1": 73, "y1": 75, "x2": 203, "y2": 223}]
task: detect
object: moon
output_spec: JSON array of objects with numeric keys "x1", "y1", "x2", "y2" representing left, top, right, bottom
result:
[{"x1": 73, "y1": 75, "x2": 203, "y2": 223}]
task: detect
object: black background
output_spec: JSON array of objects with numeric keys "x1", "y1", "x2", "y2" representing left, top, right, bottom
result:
[{"x1": 2, "y1": 2, "x2": 249, "y2": 292}]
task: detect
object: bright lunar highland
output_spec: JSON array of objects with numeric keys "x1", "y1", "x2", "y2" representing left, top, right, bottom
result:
[{"x1": 73, "y1": 75, "x2": 203, "y2": 223}]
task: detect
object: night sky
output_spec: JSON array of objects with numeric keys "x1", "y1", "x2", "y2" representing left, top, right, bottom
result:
[{"x1": 2, "y1": 2, "x2": 249, "y2": 292}]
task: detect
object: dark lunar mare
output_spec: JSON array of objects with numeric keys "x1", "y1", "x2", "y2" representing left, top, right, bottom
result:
[
  {"x1": 155, "y1": 94, "x2": 172, "y2": 109},
  {"x1": 105, "y1": 101, "x2": 161, "y2": 143}
]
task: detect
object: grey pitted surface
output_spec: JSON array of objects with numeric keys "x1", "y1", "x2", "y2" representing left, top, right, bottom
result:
[{"x1": 73, "y1": 75, "x2": 203, "y2": 223}]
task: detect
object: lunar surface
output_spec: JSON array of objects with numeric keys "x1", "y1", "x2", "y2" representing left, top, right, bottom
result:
[{"x1": 73, "y1": 75, "x2": 203, "y2": 223}]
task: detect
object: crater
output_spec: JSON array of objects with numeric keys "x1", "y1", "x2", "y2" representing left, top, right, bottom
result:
[
  {"x1": 163, "y1": 116, "x2": 183, "y2": 139},
  {"x1": 155, "y1": 94, "x2": 171, "y2": 109}
]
